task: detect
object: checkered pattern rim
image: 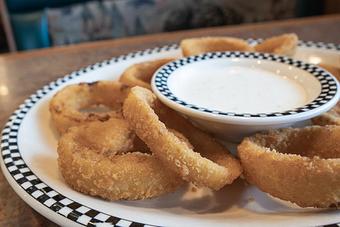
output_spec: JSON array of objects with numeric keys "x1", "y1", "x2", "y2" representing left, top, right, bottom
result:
[
  {"x1": 0, "y1": 40, "x2": 339, "y2": 227},
  {"x1": 248, "y1": 38, "x2": 340, "y2": 51},
  {"x1": 154, "y1": 51, "x2": 338, "y2": 118}
]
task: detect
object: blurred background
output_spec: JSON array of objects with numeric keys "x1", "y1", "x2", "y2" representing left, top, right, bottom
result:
[{"x1": 0, "y1": 0, "x2": 339, "y2": 53}]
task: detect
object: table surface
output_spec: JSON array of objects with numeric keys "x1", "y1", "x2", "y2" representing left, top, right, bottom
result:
[{"x1": 0, "y1": 14, "x2": 340, "y2": 226}]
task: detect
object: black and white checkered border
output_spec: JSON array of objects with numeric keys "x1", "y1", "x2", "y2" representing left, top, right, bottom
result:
[
  {"x1": 247, "y1": 38, "x2": 340, "y2": 51},
  {"x1": 154, "y1": 51, "x2": 338, "y2": 118},
  {"x1": 298, "y1": 40, "x2": 340, "y2": 51},
  {"x1": 0, "y1": 40, "x2": 339, "y2": 227}
]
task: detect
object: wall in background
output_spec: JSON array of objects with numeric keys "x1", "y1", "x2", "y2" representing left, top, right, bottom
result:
[{"x1": 0, "y1": 0, "x2": 339, "y2": 53}]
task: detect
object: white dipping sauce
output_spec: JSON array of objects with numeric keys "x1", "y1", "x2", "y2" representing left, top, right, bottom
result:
[{"x1": 169, "y1": 65, "x2": 307, "y2": 114}]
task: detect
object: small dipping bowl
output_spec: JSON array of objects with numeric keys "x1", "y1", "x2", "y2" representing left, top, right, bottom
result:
[{"x1": 151, "y1": 52, "x2": 340, "y2": 142}]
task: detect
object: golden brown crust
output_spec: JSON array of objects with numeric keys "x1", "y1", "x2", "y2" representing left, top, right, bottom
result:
[
  {"x1": 254, "y1": 33, "x2": 298, "y2": 56},
  {"x1": 180, "y1": 37, "x2": 253, "y2": 57},
  {"x1": 312, "y1": 104, "x2": 340, "y2": 126},
  {"x1": 119, "y1": 58, "x2": 174, "y2": 89},
  {"x1": 58, "y1": 118, "x2": 183, "y2": 200},
  {"x1": 49, "y1": 81, "x2": 129, "y2": 134},
  {"x1": 123, "y1": 86, "x2": 242, "y2": 190},
  {"x1": 238, "y1": 126, "x2": 340, "y2": 208}
]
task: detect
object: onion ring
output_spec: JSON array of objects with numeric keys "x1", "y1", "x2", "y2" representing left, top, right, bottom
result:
[
  {"x1": 312, "y1": 104, "x2": 340, "y2": 126},
  {"x1": 254, "y1": 33, "x2": 298, "y2": 56},
  {"x1": 49, "y1": 81, "x2": 128, "y2": 134},
  {"x1": 58, "y1": 118, "x2": 183, "y2": 200},
  {"x1": 123, "y1": 86, "x2": 242, "y2": 190},
  {"x1": 180, "y1": 37, "x2": 253, "y2": 57},
  {"x1": 238, "y1": 126, "x2": 340, "y2": 208},
  {"x1": 119, "y1": 58, "x2": 174, "y2": 89}
]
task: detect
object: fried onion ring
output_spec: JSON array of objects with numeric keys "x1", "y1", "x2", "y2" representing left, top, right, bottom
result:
[
  {"x1": 123, "y1": 86, "x2": 242, "y2": 190},
  {"x1": 49, "y1": 81, "x2": 129, "y2": 134},
  {"x1": 312, "y1": 104, "x2": 340, "y2": 126},
  {"x1": 254, "y1": 33, "x2": 298, "y2": 56},
  {"x1": 180, "y1": 37, "x2": 253, "y2": 57},
  {"x1": 238, "y1": 126, "x2": 340, "y2": 208},
  {"x1": 58, "y1": 118, "x2": 182, "y2": 200},
  {"x1": 119, "y1": 58, "x2": 174, "y2": 89}
]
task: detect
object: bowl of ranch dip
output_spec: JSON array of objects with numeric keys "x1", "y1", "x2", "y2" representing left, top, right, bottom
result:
[{"x1": 151, "y1": 51, "x2": 340, "y2": 142}]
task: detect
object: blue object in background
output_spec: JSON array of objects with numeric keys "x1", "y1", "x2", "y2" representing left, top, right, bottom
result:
[
  {"x1": 5, "y1": 0, "x2": 90, "y2": 50},
  {"x1": 6, "y1": 0, "x2": 86, "y2": 13},
  {"x1": 10, "y1": 11, "x2": 50, "y2": 50}
]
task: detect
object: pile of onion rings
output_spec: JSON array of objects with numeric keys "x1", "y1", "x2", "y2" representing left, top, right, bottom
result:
[
  {"x1": 50, "y1": 34, "x2": 340, "y2": 207},
  {"x1": 238, "y1": 126, "x2": 340, "y2": 208},
  {"x1": 54, "y1": 83, "x2": 242, "y2": 200}
]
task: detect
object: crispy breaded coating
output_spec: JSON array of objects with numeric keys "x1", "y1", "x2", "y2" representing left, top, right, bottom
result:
[
  {"x1": 123, "y1": 86, "x2": 242, "y2": 190},
  {"x1": 238, "y1": 126, "x2": 340, "y2": 208},
  {"x1": 312, "y1": 104, "x2": 340, "y2": 126},
  {"x1": 119, "y1": 58, "x2": 174, "y2": 89},
  {"x1": 58, "y1": 118, "x2": 182, "y2": 200},
  {"x1": 49, "y1": 81, "x2": 129, "y2": 134},
  {"x1": 180, "y1": 37, "x2": 253, "y2": 57},
  {"x1": 254, "y1": 33, "x2": 298, "y2": 56}
]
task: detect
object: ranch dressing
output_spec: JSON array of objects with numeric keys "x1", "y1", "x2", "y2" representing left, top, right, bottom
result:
[{"x1": 170, "y1": 66, "x2": 307, "y2": 114}]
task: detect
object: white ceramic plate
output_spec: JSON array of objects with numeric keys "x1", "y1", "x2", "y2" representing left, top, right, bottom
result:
[{"x1": 1, "y1": 40, "x2": 340, "y2": 227}]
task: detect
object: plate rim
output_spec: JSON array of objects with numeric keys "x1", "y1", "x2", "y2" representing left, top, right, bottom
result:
[{"x1": 1, "y1": 40, "x2": 340, "y2": 227}]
